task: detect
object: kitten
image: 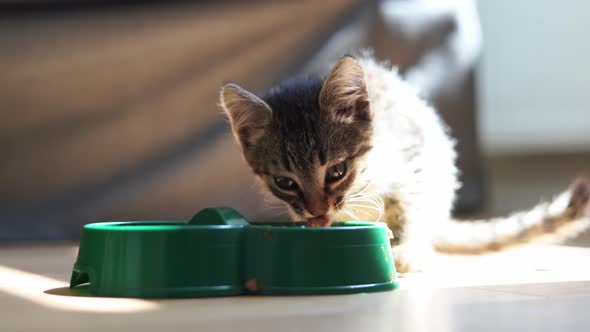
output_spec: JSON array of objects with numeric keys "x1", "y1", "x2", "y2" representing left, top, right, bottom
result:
[{"x1": 220, "y1": 54, "x2": 590, "y2": 272}]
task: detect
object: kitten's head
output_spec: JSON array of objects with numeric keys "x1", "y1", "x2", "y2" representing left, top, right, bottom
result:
[{"x1": 220, "y1": 56, "x2": 372, "y2": 222}]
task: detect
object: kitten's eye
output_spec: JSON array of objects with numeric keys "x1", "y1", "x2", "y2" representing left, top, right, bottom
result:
[
  {"x1": 274, "y1": 176, "x2": 298, "y2": 191},
  {"x1": 326, "y1": 161, "x2": 347, "y2": 183}
]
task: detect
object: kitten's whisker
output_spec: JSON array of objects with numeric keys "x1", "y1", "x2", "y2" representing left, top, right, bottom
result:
[
  {"x1": 262, "y1": 202, "x2": 286, "y2": 208},
  {"x1": 346, "y1": 196, "x2": 382, "y2": 202},
  {"x1": 351, "y1": 207, "x2": 383, "y2": 222},
  {"x1": 347, "y1": 192, "x2": 364, "y2": 198},
  {"x1": 263, "y1": 198, "x2": 282, "y2": 204},
  {"x1": 347, "y1": 183, "x2": 372, "y2": 198},
  {"x1": 346, "y1": 196, "x2": 385, "y2": 210},
  {"x1": 360, "y1": 193, "x2": 383, "y2": 201},
  {"x1": 348, "y1": 191, "x2": 381, "y2": 199},
  {"x1": 345, "y1": 204, "x2": 382, "y2": 213},
  {"x1": 355, "y1": 209, "x2": 382, "y2": 222},
  {"x1": 361, "y1": 194, "x2": 385, "y2": 209},
  {"x1": 345, "y1": 196, "x2": 372, "y2": 201},
  {"x1": 347, "y1": 207, "x2": 383, "y2": 221},
  {"x1": 355, "y1": 182, "x2": 372, "y2": 194},
  {"x1": 340, "y1": 209, "x2": 359, "y2": 221},
  {"x1": 346, "y1": 207, "x2": 375, "y2": 219},
  {"x1": 345, "y1": 194, "x2": 385, "y2": 222},
  {"x1": 268, "y1": 211, "x2": 288, "y2": 217},
  {"x1": 263, "y1": 206, "x2": 287, "y2": 211}
]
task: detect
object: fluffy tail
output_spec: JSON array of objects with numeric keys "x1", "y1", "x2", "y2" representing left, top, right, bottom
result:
[{"x1": 434, "y1": 177, "x2": 590, "y2": 254}]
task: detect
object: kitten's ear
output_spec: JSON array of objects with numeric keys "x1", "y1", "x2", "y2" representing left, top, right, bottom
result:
[
  {"x1": 220, "y1": 83, "x2": 272, "y2": 149},
  {"x1": 320, "y1": 55, "x2": 370, "y2": 122}
]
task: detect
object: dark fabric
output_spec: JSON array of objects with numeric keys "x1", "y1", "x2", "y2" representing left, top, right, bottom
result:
[{"x1": 0, "y1": 0, "x2": 486, "y2": 241}]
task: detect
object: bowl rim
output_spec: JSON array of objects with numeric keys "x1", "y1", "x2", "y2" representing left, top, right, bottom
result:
[
  {"x1": 82, "y1": 221, "x2": 388, "y2": 232},
  {"x1": 84, "y1": 221, "x2": 244, "y2": 231},
  {"x1": 247, "y1": 221, "x2": 386, "y2": 231}
]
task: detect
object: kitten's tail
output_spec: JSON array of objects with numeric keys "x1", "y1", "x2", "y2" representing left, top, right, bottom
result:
[{"x1": 433, "y1": 177, "x2": 590, "y2": 254}]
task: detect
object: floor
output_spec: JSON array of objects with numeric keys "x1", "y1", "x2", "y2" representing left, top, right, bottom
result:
[
  {"x1": 2, "y1": 244, "x2": 590, "y2": 332},
  {"x1": 1, "y1": 153, "x2": 589, "y2": 331}
]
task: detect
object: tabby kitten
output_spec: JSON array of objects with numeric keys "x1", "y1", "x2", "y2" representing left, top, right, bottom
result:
[{"x1": 220, "y1": 55, "x2": 590, "y2": 272}]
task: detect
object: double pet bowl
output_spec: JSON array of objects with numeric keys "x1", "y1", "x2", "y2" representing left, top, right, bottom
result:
[{"x1": 70, "y1": 208, "x2": 399, "y2": 298}]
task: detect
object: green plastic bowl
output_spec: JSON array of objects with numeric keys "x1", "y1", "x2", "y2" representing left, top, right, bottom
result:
[
  {"x1": 70, "y1": 221, "x2": 245, "y2": 298},
  {"x1": 70, "y1": 208, "x2": 398, "y2": 298},
  {"x1": 243, "y1": 222, "x2": 398, "y2": 295}
]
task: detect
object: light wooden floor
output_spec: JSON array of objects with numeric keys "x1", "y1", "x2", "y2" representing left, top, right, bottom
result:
[
  {"x1": 1, "y1": 153, "x2": 589, "y2": 331},
  {"x1": 2, "y1": 243, "x2": 590, "y2": 331}
]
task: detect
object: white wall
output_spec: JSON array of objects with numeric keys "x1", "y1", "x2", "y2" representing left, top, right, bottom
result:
[{"x1": 476, "y1": 0, "x2": 590, "y2": 155}]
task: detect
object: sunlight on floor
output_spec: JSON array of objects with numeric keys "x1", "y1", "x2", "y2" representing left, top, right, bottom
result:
[
  {"x1": 0, "y1": 265, "x2": 158, "y2": 313},
  {"x1": 399, "y1": 244, "x2": 590, "y2": 289}
]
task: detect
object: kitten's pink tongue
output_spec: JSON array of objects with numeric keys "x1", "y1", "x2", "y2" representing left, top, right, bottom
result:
[{"x1": 306, "y1": 215, "x2": 331, "y2": 228}]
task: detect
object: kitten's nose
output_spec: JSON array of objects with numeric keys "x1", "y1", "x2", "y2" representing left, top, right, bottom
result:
[{"x1": 305, "y1": 194, "x2": 329, "y2": 217}]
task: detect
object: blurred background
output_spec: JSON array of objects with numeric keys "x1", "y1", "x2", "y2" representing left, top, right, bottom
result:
[{"x1": 1, "y1": 0, "x2": 589, "y2": 242}]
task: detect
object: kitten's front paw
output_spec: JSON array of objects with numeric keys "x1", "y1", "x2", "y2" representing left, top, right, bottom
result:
[{"x1": 392, "y1": 245, "x2": 433, "y2": 273}]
